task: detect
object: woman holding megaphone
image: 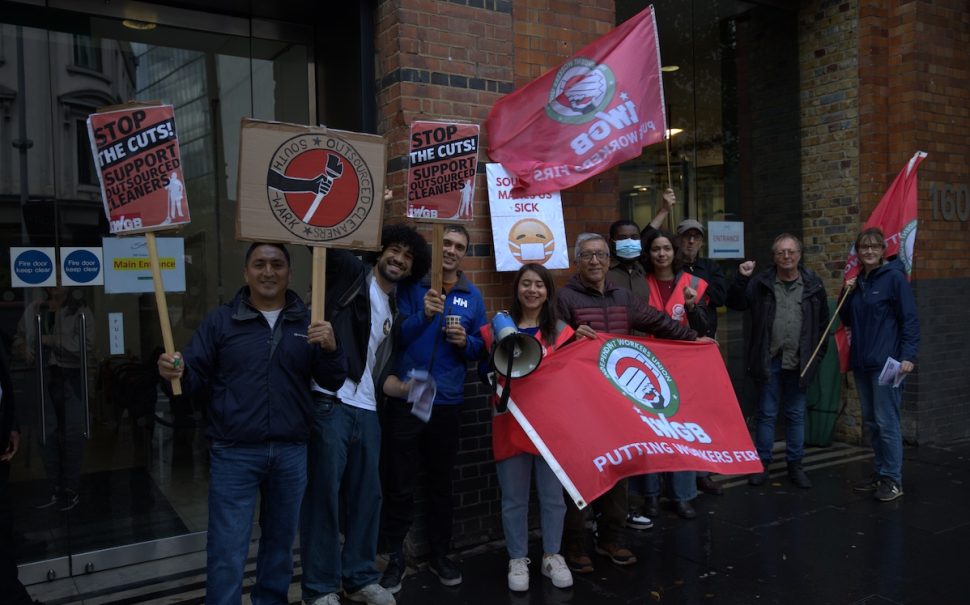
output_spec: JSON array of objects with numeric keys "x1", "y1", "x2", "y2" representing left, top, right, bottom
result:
[{"x1": 479, "y1": 263, "x2": 576, "y2": 593}]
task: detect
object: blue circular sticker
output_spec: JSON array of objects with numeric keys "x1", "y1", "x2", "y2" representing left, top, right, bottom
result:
[
  {"x1": 13, "y1": 250, "x2": 54, "y2": 285},
  {"x1": 63, "y1": 249, "x2": 101, "y2": 284}
]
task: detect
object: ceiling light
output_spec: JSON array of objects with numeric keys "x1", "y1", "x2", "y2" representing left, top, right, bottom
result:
[
  {"x1": 661, "y1": 65, "x2": 680, "y2": 73},
  {"x1": 666, "y1": 128, "x2": 683, "y2": 137},
  {"x1": 122, "y1": 19, "x2": 157, "y2": 30}
]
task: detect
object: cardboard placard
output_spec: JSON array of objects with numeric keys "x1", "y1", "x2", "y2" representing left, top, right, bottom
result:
[
  {"x1": 236, "y1": 118, "x2": 386, "y2": 250},
  {"x1": 406, "y1": 120, "x2": 479, "y2": 222},
  {"x1": 87, "y1": 104, "x2": 190, "y2": 234}
]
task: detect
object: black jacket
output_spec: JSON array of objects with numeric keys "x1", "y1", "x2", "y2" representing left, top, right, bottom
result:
[
  {"x1": 682, "y1": 256, "x2": 727, "y2": 338},
  {"x1": 727, "y1": 266, "x2": 829, "y2": 387},
  {"x1": 324, "y1": 249, "x2": 399, "y2": 397}
]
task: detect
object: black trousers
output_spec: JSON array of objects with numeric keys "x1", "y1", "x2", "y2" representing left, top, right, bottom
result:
[
  {"x1": 379, "y1": 400, "x2": 462, "y2": 557},
  {"x1": 0, "y1": 462, "x2": 34, "y2": 605}
]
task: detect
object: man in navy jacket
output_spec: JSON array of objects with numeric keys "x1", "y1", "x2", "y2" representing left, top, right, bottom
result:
[{"x1": 159, "y1": 242, "x2": 346, "y2": 605}]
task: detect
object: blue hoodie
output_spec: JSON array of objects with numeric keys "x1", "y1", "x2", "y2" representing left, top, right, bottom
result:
[{"x1": 839, "y1": 258, "x2": 920, "y2": 372}]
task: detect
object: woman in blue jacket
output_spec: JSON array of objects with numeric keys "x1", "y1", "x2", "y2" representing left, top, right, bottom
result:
[{"x1": 840, "y1": 227, "x2": 920, "y2": 502}]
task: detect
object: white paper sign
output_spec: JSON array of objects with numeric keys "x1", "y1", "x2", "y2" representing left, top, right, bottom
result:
[
  {"x1": 486, "y1": 163, "x2": 568, "y2": 272},
  {"x1": 109, "y1": 312, "x2": 125, "y2": 355},
  {"x1": 707, "y1": 221, "x2": 745, "y2": 259},
  {"x1": 10, "y1": 247, "x2": 57, "y2": 288},
  {"x1": 60, "y1": 247, "x2": 104, "y2": 286},
  {"x1": 102, "y1": 237, "x2": 186, "y2": 294}
]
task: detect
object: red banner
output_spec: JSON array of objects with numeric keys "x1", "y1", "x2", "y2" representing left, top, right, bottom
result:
[
  {"x1": 406, "y1": 121, "x2": 480, "y2": 222},
  {"x1": 486, "y1": 6, "x2": 666, "y2": 197},
  {"x1": 502, "y1": 335, "x2": 760, "y2": 508},
  {"x1": 87, "y1": 105, "x2": 189, "y2": 234},
  {"x1": 835, "y1": 151, "x2": 926, "y2": 371}
]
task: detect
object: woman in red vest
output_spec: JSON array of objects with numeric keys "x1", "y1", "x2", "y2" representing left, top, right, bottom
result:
[
  {"x1": 640, "y1": 230, "x2": 709, "y2": 519},
  {"x1": 479, "y1": 264, "x2": 575, "y2": 593}
]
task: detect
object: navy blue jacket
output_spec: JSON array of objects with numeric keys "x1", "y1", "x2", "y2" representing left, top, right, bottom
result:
[
  {"x1": 396, "y1": 273, "x2": 487, "y2": 404},
  {"x1": 181, "y1": 287, "x2": 347, "y2": 443},
  {"x1": 838, "y1": 258, "x2": 920, "y2": 371}
]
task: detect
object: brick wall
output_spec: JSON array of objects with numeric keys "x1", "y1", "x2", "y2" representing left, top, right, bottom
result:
[
  {"x1": 374, "y1": 0, "x2": 616, "y2": 555},
  {"x1": 862, "y1": 1, "x2": 970, "y2": 444}
]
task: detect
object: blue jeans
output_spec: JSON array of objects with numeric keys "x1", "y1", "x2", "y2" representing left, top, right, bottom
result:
[
  {"x1": 854, "y1": 370, "x2": 903, "y2": 485},
  {"x1": 495, "y1": 454, "x2": 566, "y2": 558},
  {"x1": 301, "y1": 397, "x2": 382, "y2": 598},
  {"x1": 643, "y1": 472, "x2": 697, "y2": 502},
  {"x1": 206, "y1": 440, "x2": 307, "y2": 605},
  {"x1": 755, "y1": 357, "x2": 806, "y2": 464}
]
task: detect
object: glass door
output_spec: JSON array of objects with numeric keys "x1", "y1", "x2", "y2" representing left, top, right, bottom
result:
[{"x1": 1, "y1": 3, "x2": 312, "y2": 583}]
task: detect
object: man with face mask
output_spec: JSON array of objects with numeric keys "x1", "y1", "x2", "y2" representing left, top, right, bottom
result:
[{"x1": 607, "y1": 219, "x2": 648, "y2": 305}]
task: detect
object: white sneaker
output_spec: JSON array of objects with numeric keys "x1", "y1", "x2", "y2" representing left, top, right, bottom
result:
[
  {"x1": 541, "y1": 554, "x2": 574, "y2": 588},
  {"x1": 344, "y1": 583, "x2": 395, "y2": 605},
  {"x1": 507, "y1": 557, "x2": 530, "y2": 592},
  {"x1": 310, "y1": 594, "x2": 342, "y2": 605}
]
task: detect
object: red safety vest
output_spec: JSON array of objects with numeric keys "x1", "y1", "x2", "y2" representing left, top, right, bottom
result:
[{"x1": 646, "y1": 272, "x2": 708, "y2": 327}]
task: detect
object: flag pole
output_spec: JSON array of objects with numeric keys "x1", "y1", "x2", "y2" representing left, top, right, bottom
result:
[
  {"x1": 664, "y1": 105, "x2": 674, "y2": 232},
  {"x1": 801, "y1": 283, "x2": 854, "y2": 378}
]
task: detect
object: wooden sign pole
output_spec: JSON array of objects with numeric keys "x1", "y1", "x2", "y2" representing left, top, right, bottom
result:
[
  {"x1": 430, "y1": 223, "x2": 444, "y2": 295},
  {"x1": 311, "y1": 247, "x2": 327, "y2": 323},
  {"x1": 145, "y1": 232, "x2": 181, "y2": 395}
]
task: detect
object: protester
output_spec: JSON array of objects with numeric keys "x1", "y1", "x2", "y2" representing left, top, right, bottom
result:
[
  {"x1": 478, "y1": 264, "x2": 574, "y2": 592},
  {"x1": 158, "y1": 242, "x2": 347, "y2": 605},
  {"x1": 555, "y1": 233, "x2": 700, "y2": 573},
  {"x1": 727, "y1": 233, "x2": 829, "y2": 489},
  {"x1": 607, "y1": 219, "x2": 650, "y2": 303},
  {"x1": 300, "y1": 225, "x2": 430, "y2": 605},
  {"x1": 1, "y1": 349, "x2": 38, "y2": 605},
  {"x1": 379, "y1": 224, "x2": 487, "y2": 593},
  {"x1": 672, "y1": 218, "x2": 729, "y2": 496},
  {"x1": 607, "y1": 218, "x2": 657, "y2": 530},
  {"x1": 840, "y1": 228, "x2": 919, "y2": 502},
  {"x1": 634, "y1": 230, "x2": 708, "y2": 520}
]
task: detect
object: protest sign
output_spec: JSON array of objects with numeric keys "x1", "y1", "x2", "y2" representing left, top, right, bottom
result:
[
  {"x1": 406, "y1": 121, "x2": 479, "y2": 222},
  {"x1": 486, "y1": 163, "x2": 568, "y2": 271},
  {"x1": 236, "y1": 118, "x2": 386, "y2": 251},
  {"x1": 87, "y1": 104, "x2": 189, "y2": 234}
]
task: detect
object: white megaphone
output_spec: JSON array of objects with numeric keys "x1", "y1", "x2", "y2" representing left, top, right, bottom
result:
[{"x1": 489, "y1": 311, "x2": 544, "y2": 412}]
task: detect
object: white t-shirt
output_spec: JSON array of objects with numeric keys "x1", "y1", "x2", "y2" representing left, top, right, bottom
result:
[
  {"x1": 260, "y1": 308, "x2": 283, "y2": 330},
  {"x1": 313, "y1": 278, "x2": 392, "y2": 412}
]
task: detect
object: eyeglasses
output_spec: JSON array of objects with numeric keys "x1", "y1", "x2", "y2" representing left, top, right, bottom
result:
[
  {"x1": 859, "y1": 244, "x2": 883, "y2": 252},
  {"x1": 774, "y1": 249, "x2": 800, "y2": 258},
  {"x1": 578, "y1": 251, "x2": 609, "y2": 262}
]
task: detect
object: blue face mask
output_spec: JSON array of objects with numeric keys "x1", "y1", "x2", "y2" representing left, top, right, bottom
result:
[{"x1": 615, "y1": 239, "x2": 641, "y2": 259}]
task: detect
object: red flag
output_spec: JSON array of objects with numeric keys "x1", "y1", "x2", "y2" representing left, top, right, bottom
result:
[
  {"x1": 835, "y1": 151, "x2": 926, "y2": 372},
  {"x1": 486, "y1": 6, "x2": 666, "y2": 197},
  {"x1": 501, "y1": 335, "x2": 760, "y2": 509}
]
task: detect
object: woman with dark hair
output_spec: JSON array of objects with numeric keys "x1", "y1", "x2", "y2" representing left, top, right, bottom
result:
[
  {"x1": 840, "y1": 227, "x2": 919, "y2": 502},
  {"x1": 637, "y1": 230, "x2": 708, "y2": 520},
  {"x1": 479, "y1": 263, "x2": 574, "y2": 592}
]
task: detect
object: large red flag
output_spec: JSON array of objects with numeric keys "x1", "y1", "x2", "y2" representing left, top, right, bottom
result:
[
  {"x1": 500, "y1": 335, "x2": 760, "y2": 509},
  {"x1": 486, "y1": 6, "x2": 666, "y2": 198},
  {"x1": 835, "y1": 151, "x2": 927, "y2": 372}
]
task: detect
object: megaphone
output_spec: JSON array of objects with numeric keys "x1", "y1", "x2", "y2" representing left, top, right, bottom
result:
[{"x1": 489, "y1": 311, "x2": 544, "y2": 412}]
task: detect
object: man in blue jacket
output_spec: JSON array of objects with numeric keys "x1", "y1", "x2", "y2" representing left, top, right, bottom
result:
[
  {"x1": 300, "y1": 224, "x2": 429, "y2": 605},
  {"x1": 158, "y1": 242, "x2": 347, "y2": 605},
  {"x1": 379, "y1": 224, "x2": 487, "y2": 593}
]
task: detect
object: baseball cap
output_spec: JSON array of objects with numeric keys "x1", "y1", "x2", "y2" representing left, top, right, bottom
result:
[{"x1": 676, "y1": 219, "x2": 705, "y2": 236}]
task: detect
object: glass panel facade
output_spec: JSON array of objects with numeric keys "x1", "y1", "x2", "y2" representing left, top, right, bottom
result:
[
  {"x1": 0, "y1": 4, "x2": 312, "y2": 570},
  {"x1": 616, "y1": 0, "x2": 800, "y2": 411}
]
